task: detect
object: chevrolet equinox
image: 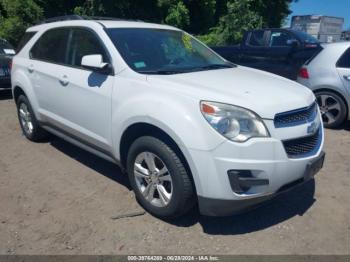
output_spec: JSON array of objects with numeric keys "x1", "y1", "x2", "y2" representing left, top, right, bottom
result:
[{"x1": 11, "y1": 16, "x2": 325, "y2": 217}]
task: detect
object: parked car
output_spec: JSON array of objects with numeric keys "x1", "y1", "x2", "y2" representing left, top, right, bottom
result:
[
  {"x1": 0, "y1": 39, "x2": 15, "y2": 89},
  {"x1": 297, "y1": 42, "x2": 350, "y2": 128},
  {"x1": 12, "y1": 16, "x2": 325, "y2": 218},
  {"x1": 212, "y1": 28, "x2": 322, "y2": 80}
]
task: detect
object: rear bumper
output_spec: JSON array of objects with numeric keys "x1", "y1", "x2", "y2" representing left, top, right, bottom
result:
[
  {"x1": 0, "y1": 77, "x2": 11, "y2": 89},
  {"x1": 198, "y1": 151, "x2": 325, "y2": 216}
]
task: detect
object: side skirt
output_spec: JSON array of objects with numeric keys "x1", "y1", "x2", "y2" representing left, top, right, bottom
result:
[{"x1": 41, "y1": 124, "x2": 122, "y2": 168}]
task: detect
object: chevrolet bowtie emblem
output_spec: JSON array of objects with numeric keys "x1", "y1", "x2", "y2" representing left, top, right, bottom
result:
[{"x1": 307, "y1": 121, "x2": 318, "y2": 135}]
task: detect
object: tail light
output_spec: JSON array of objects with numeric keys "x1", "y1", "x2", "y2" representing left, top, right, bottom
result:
[
  {"x1": 298, "y1": 68, "x2": 309, "y2": 79},
  {"x1": 8, "y1": 59, "x2": 13, "y2": 72}
]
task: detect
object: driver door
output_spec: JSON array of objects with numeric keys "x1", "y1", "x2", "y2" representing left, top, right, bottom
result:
[{"x1": 56, "y1": 27, "x2": 114, "y2": 151}]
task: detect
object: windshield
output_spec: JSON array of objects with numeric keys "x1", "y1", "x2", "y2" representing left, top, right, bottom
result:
[
  {"x1": 106, "y1": 28, "x2": 234, "y2": 74},
  {"x1": 293, "y1": 30, "x2": 319, "y2": 44}
]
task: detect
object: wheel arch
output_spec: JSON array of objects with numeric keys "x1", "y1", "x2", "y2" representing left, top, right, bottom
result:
[
  {"x1": 13, "y1": 85, "x2": 27, "y2": 103},
  {"x1": 119, "y1": 122, "x2": 200, "y2": 196}
]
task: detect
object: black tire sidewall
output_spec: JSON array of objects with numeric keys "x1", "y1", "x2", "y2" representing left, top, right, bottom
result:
[
  {"x1": 127, "y1": 136, "x2": 193, "y2": 218},
  {"x1": 316, "y1": 91, "x2": 347, "y2": 128}
]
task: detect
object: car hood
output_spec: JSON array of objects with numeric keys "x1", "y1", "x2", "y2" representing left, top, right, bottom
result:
[{"x1": 147, "y1": 66, "x2": 315, "y2": 119}]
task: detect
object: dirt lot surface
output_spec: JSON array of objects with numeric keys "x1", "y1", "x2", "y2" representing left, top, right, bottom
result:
[{"x1": 0, "y1": 90, "x2": 349, "y2": 255}]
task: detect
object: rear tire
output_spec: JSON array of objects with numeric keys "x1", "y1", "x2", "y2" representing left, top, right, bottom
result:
[
  {"x1": 315, "y1": 90, "x2": 347, "y2": 129},
  {"x1": 127, "y1": 136, "x2": 195, "y2": 218},
  {"x1": 16, "y1": 95, "x2": 48, "y2": 142}
]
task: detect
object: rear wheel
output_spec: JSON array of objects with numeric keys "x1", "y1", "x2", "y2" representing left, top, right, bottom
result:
[
  {"x1": 315, "y1": 91, "x2": 347, "y2": 128},
  {"x1": 127, "y1": 136, "x2": 195, "y2": 218},
  {"x1": 16, "y1": 95, "x2": 48, "y2": 141}
]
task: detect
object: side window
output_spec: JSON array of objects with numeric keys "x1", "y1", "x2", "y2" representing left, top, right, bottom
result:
[
  {"x1": 337, "y1": 48, "x2": 350, "y2": 68},
  {"x1": 247, "y1": 31, "x2": 265, "y2": 47},
  {"x1": 67, "y1": 28, "x2": 109, "y2": 67},
  {"x1": 30, "y1": 28, "x2": 70, "y2": 64},
  {"x1": 269, "y1": 31, "x2": 294, "y2": 47},
  {"x1": 16, "y1": 32, "x2": 37, "y2": 53}
]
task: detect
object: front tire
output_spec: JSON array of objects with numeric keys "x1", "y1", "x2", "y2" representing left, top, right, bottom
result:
[
  {"x1": 16, "y1": 95, "x2": 48, "y2": 142},
  {"x1": 127, "y1": 136, "x2": 195, "y2": 218}
]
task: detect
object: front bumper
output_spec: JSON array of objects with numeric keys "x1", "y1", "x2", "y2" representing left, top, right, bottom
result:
[
  {"x1": 188, "y1": 118, "x2": 325, "y2": 216},
  {"x1": 198, "y1": 151, "x2": 325, "y2": 216}
]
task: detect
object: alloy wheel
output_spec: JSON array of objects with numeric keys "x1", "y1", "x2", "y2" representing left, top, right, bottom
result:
[
  {"x1": 317, "y1": 94, "x2": 342, "y2": 126},
  {"x1": 19, "y1": 103, "x2": 34, "y2": 135},
  {"x1": 133, "y1": 152, "x2": 173, "y2": 207}
]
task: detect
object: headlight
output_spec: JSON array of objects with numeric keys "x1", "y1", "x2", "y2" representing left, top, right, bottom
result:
[{"x1": 200, "y1": 101, "x2": 270, "y2": 142}]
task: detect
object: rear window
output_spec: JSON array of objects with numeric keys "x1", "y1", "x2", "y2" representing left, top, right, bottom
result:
[
  {"x1": 17, "y1": 32, "x2": 37, "y2": 53},
  {"x1": 293, "y1": 30, "x2": 319, "y2": 44},
  {"x1": 305, "y1": 47, "x2": 324, "y2": 65},
  {"x1": 337, "y1": 48, "x2": 350, "y2": 68},
  {"x1": 0, "y1": 39, "x2": 15, "y2": 55}
]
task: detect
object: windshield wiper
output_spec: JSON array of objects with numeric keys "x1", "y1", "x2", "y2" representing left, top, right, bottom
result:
[
  {"x1": 138, "y1": 63, "x2": 235, "y2": 75},
  {"x1": 186, "y1": 63, "x2": 235, "y2": 72},
  {"x1": 138, "y1": 70, "x2": 186, "y2": 75}
]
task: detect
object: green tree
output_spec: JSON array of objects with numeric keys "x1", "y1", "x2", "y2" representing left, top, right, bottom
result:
[
  {"x1": 0, "y1": 0, "x2": 296, "y2": 47},
  {"x1": 0, "y1": 0, "x2": 43, "y2": 45},
  {"x1": 198, "y1": 0, "x2": 296, "y2": 45},
  {"x1": 164, "y1": 1, "x2": 189, "y2": 28},
  {"x1": 73, "y1": 0, "x2": 161, "y2": 22},
  {"x1": 202, "y1": 0, "x2": 263, "y2": 45},
  {"x1": 253, "y1": 0, "x2": 294, "y2": 28}
]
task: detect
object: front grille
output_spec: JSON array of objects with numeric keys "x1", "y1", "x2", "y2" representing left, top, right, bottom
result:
[
  {"x1": 283, "y1": 128, "x2": 321, "y2": 158},
  {"x1": 274, "y1": 102, "x2": 318, "y2": 128}
]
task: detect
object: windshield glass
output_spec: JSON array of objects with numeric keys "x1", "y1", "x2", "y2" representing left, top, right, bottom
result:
[{"x1": 106, "y1": 28, "x2": 234, "y2": 74}]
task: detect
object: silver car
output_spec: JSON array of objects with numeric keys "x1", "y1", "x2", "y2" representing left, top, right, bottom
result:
[{"x1": 297, "y1": 42, "x2": 350, "y2": 128}]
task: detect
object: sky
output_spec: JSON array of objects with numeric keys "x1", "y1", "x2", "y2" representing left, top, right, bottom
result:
[{"x1": 286, "y1": 0, "x2": 350, "y2": 30}]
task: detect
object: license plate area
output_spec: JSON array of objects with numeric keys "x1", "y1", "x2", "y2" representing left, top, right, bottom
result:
[
  {"x1": 304, "y1": 152, "x2": 325, "y2": 181},
  {"x1": 0, "y1": 67, "x2": 9, "y2": 76}
]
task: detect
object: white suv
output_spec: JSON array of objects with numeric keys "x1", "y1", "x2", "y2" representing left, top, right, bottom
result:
[{"x1": 12, "y1": 16, "x2": 325, "y2": 218}]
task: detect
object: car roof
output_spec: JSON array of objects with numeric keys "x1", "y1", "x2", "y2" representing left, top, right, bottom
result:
[
  {"x1": 27, "y1": 19, "x2": 180, "y2": 32},
  {"x1": 321, "y1": 41, "x2": 350, "y2": 49}
]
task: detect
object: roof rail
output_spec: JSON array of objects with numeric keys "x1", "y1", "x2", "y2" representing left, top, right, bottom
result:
[
  {"x1": 86, "y1": 16, "x2": 144, "y2": 22},
  {"x1": 37, "y1": 15, "x2": 144, "y2": 25},
  {"x1": 38, "y1": 15, "x2": 84, "y2": 24}
]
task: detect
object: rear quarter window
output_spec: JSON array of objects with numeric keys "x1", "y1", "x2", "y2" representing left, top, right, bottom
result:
[
  {"x1": 336, "y1": 47, "x2": 350, "y2": 68},
  {"x1": 16, "y1": 32, "x2": 37, "y2": 53}
]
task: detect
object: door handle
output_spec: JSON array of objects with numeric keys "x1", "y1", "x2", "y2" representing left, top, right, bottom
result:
[
  {"x1": 28, "y1": 64, "x2": 34, "y2": 73},
  {"x1": 59, "y1": 75, "x2": 69, "y2": 86},
  {"x1": 344, "y1": 75, "x2": 350, "y2": 81}
]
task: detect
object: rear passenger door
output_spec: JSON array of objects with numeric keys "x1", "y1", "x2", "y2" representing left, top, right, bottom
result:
[{"x1": 29, "y1": 28, "x2": 71, "y2": 116}]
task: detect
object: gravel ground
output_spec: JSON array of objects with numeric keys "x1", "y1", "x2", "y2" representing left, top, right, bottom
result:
[{"x1": 0, "y1": 90, "x2": 349, "y2": 255}]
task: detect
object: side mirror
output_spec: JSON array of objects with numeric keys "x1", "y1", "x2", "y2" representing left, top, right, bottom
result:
[{"x1": 81, "y1": 54, "x2": 111, "y2": 74}]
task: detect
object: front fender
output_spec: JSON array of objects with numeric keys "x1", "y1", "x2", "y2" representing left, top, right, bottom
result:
[
  {"x1": 111, "y1": 89, "x2": 226, "y2": 196},
  {"x1": 112, "y1": 92, "x2": 225, "y2": 159}
]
